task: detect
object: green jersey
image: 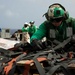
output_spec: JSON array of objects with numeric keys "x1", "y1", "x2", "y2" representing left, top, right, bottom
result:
[
  {"x1": 22, "y1": 27, "x2": 29, "y2": 32},
  {"x1": 28, "y1": 25, "x2": 37, "y2": 36},
  {"x1": 31, "y1": 17, "x2": 75, "y2": 42}
]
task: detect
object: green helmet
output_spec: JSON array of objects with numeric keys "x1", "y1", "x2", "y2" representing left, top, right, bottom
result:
[
  {"x1": 48, "y1": 6, "x2": 65, "y2": 19},
  {"x1": 29, "y1": 21, "x2": 35, "y2": 24}
]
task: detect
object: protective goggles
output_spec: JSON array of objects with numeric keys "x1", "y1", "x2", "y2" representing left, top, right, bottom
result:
[{"x1": 51, "y1": 17, "x2": 63, "y2": 22}]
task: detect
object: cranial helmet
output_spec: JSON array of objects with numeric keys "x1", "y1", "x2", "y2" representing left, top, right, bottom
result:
[
  {"x1": 48, "y1": 7, "x2": 65, "y2": 19},
  {"x1": 24, "y1": 22, "x2": 29, "y2": 27},
  {"x1": 24, "y1": 22, "x2": 29, "y2": 25},
  {"x1": 43, "y1": 3, "x2": 69, "y2": 21},
  {"x1": 30, "y1": 21, "x2": 35, "y2": 24}
]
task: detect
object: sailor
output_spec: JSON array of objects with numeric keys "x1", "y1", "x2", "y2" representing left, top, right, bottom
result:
[
  {"x1": 30, "y1": 3, "x2": 75, "y2": 50},
  {"x1": 28, "y1": 21, "x2": 37, "y2": 37}
]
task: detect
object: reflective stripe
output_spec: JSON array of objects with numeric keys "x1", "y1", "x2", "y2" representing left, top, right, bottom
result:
[
  {"x1": 49, "y1": 29, "x2": 55, "y2": 38},
  {"x1": 66, "y1": 27, "x2": 73, "y2": 37},
  {"x1": 49, "y1": 27, "x2": 73, "y2": 39}
]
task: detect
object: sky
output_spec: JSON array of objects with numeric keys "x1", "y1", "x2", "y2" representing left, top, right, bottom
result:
[{"x1": 0, "y1": 0, "x2": 75, "y2": 29}]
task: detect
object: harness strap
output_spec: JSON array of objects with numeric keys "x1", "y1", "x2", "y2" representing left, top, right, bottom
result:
[
  {"x1": 32, "y1": 52, "x2": 47, "y2": 75},
  {"x1": 46, "y1": 65, "x2": 70, "y2": 75},
  {"x1": 33, "y1": 58, "x2": 46, "y2": 75},
  {"x1": 22, "y1": 57, "x2": 47, "y2": 75},
  {"x1": 4, "y1": 58, "x2": 16, "y2": 75},
  {"x1": 4, "y1": 52, "x2": 27, "y2": 75}
]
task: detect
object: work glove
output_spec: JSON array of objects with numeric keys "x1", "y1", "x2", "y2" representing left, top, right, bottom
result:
[
  {"x1": 71, "y1": 34, "x2": 75, "y2": 44},
  {"x1": 67, "y1": 34, "x2": 75, "y2": 52},
  {"x1": 14, "y1": 43, "x2": 22, "y2": 48},
  {"x1": 14, "y1": 42, "x2": 32, "y2": 51},
  {"x1": 31, "y1": 39, "x2": 46, "y2": 50},
  {"x1": 14, "y1": 42, "x2": 29, "y2": 48}
]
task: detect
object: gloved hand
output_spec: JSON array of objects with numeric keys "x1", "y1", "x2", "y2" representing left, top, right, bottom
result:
[
  {"x1": 14, "y1": 43, "x2": 22, "y2": 48},
  {"x1": 31, "y1": 39, "x2": 45, "y2": 50},
  {"x1": 71, "y1": 35, "x2": 75, "y2": 44}
]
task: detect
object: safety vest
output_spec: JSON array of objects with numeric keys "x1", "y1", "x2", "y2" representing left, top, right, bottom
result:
[{"x1": 45, "y1": 18, "x2": 75, "y2": 42}]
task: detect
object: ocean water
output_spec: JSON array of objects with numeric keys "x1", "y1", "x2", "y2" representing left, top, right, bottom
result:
[{"x1": 10, "y1": 29, "x2": 18, "y2": 35}]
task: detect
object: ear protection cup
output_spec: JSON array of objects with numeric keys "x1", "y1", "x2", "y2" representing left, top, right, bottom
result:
[
  {"x1": 64, "y1": 11, "x2": 69, "y2": 20},
  {"x1": 44, "y1": 3, "x2": 69, "y2": 21},
  {"x1": 43, "y1": 12, "x2": 50, "y2": 21}
]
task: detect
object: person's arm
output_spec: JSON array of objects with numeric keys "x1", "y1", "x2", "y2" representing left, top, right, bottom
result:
[
  {"x1": 22, "y1": 27, "x2": 25, "y2": 32},
  {"x1": 72, "y1": 18, "x2": 75, "y2": 33},
  {"x1": 34, "y1": 25, "x2": 37, "y2": 32},
  {"x1": 30, "y1": 22, "x2": 47, "y2": 42},
  {"x1": 22, "y1": 27, "x2": 29, "y2": 32}
]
